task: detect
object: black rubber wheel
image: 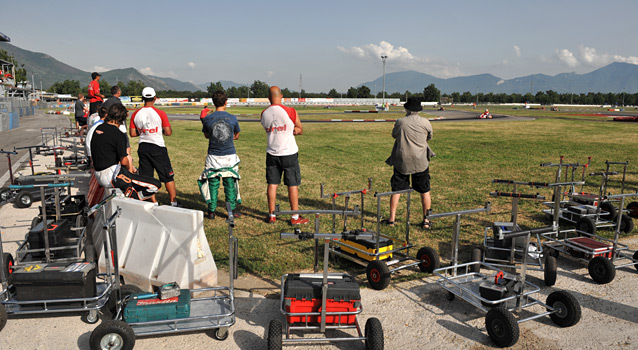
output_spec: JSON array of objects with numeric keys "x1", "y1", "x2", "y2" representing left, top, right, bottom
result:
[
  {"x1": 599, "y1": 201, "x2": 617, "y2": 221},
  {"x1": 75, "y1": 214, "x2": 87, "y2": 229},
  {"x1": 588, "y1": 256, "x2": 616, "y2": 284},
  {"x1": 267, "y1": 319, "x2": 282, "y2": 350},
  {"x1": 627, "y1": 201, "x2": 638, "y2": 219},
  {"x1": 30, "y1": 216, "x2": 42, "y2": 229},
  {"x1": 575, "y1": 217, "x2": 596, "y2": 236},
  {"x1": 82, "y1": 310, "x2": 100, "y2": 324},
  {"x1": 366, "y1": 260, "x2": 391, "y2": 290},
  {"x1": 2, "y1": 253, "x2": 14, "y2": 278},
  {"x1": 546, "y1": 290, "x2": 582, "y2": 327},
  {"x1": 212, "y1": 327, "x2": 229, "y2": 341},
  {"x1": 0, "y1": 304, "x2": 7, "y2": 332},
  {"x1": 485, "y1": 306, "x2": 519, "y2": 348},
  {"x1": 544, "y1": 255, "x2": 557, "y2": 286},
  {"x1": 85, "y1": 244, "x2": 96, "y2": 263},
  {"x1": 364, "y1": 317, "x2": 384, "y2": 350},
  {"x1": 446, "y1": 291, "x2": 455, "y2": 301},
  {"x1": 620, "y1": 214, "x2": 634, "y2": 234},
  {"x1": 548, "y1": 247, "x2": 559, "y2": 258},
  {"x1": 104, "y1": 284, "x2": 143, "y2": 319},
  {"x1": 633, "y1": 251, "x2": 638, "y2": 272},
  {"x1": 469, "y1": 248, "x2": 482, "y2": 273},
  {"x1": 0, "y1": 188, "x2": 9, "y2": 202},
  {"x1": 416, "y1": 246, "x2": 440, "y2": 273},
  {"x1": 89, "y1": 320, "x2": 135, "y2": 350},
  {"x1": 15, "y1": 191, "x2": 33, "y2": 208}
]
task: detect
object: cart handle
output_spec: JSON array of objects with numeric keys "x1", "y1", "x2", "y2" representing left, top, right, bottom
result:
[
  {"x1": 502, "y1": 226, "x2": 554, "y2": 239},
  {"x1": 103, "y1": 207, "x2": 122, "y2": 229},
  {"x1": 87, "y1": 191, "x2": 117, "y2": 216},
  {"x1": 427, "y1": 202, "x2": 491, "y2": 219},
  {"x1": 490, "y1": 191, "x2": 545, "y2": 199},
  {"x1": 0, "y1": 149, "x2": 17, "y2": 155},
  {"x1": 374, "y1": 188, "x2": 413, "y2": 197},
  {"x1": 604, "y1": 192, "x2": 638, "y2": 200},
  {"x1": 9, "y1": 182, "x2": 72, "y2": 189},
  {"x1": 492, "y1": 179, "x2": 550, "y2": 187},
  {"x1": 589, "y1": 171, "x2": 619, "y2": 176},
  {"x1": 606, "y1": 160, "x2": 628, "y2": 165}
]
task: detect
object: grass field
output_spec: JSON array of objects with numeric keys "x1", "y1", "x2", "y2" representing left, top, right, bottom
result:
[{"x1": 123, "y1": 105, "x2": 638, "y2": 279}]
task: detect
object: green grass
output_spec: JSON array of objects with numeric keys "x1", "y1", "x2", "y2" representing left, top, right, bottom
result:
[{"x1": 131, "y1": 109, "x2": 638, "y2": 278}]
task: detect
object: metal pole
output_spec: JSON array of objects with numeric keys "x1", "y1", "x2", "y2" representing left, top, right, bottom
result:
[{"x1": 381, "y1": 55, "x2": 387, "y2": 106}]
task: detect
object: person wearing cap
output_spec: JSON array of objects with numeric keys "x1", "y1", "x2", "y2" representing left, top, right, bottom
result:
[
  {"x1": 88, "y1": 72, "x2": 105, "y2": 115},
  {"x1": 129, "y1": 87, "x2": 178, "y2": 206},
  {"x1": 384, "y1": 96, "x2": 435, "y2": 229},
  {"x1": 260, "y1": 86, "x2": 308, "y2": 225}
]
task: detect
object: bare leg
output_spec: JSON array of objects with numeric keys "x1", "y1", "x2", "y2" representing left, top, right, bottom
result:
[
  {"x1": 421, "y1": 191, "x2": 431, "y2": 218},
  {"x1": 267, "y1": 184, "x2": 278, "y2": 213},
  {"x1": 389, "y1": 193, "x2": 400, "y2": 222},
  {"x1": 288, "y1": 186, "x2": 299, "y2": 211},
  {"x1": 165, "y1": 181, "x2": 177, "y2": 203}
]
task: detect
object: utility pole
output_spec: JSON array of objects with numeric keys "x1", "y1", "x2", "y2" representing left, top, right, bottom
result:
[
  {"x1": 381, "y1": 55, "x2": 387, "y2": 105},
  {"x1": 299, "y1": 74, "x2": 302, "y2": 99}
]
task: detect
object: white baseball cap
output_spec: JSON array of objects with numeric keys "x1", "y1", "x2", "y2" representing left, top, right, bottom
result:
[{"x1": 142, "y1": 87, "x2": 156, "y2": 98}]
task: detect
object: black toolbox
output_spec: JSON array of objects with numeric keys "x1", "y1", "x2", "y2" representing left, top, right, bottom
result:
[
  {"x1": 9, "y1": 262, "x2": 96, "y2": 301},
  {"x1": 26, "y1": 219, "x2": 73, "y2": 258}
]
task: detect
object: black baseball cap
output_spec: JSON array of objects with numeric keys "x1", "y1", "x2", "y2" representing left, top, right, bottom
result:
[{"x1": 91, "y1": 72, "x2": 101, "y2": 79}]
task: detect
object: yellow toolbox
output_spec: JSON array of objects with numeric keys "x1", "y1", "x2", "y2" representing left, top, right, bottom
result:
[{"x1": 340, "y1": 235, "x2": 393, "y2": 261}]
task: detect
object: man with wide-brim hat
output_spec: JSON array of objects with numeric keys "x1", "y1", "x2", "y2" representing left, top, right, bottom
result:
[{"x1": 384, "y1": 96, "x2": 435, "y2": 229}]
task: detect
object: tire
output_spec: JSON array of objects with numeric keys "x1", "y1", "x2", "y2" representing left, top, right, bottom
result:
[
  {"x1": 85, "y1": 244, "x2": 96, "y2": 263},
  {"x1": 546, "y1": 290, "x2": 581, "y2": 327},
  {"x1": 588, "y1": 256, "x2": 616, "y2": 284},
  {"x1": 446, "y1": 291, "x2": 455, "y2": 301},
  {"x1": 2, "y1": 253, "x2": 14, "y2": 278},
  {"x1": 267, "y1": 319, "x2": 282, "y2": 350},
  {"x1": 620, "y1": 214, "x2": 634, "y2": 234},
  {"x1": 365, "y1": 317, "x2": 384, "y2": 350},
  {"x1": 0, "y1": 304, "x2": 6, "y2": 332},
  {"x1": 89, "y1": 320, "x2": 135, "y2": 350},
  {"x1": 0, "y1": 188, "x2": 9, "y2": 202},
  {"x1": 212, "y1": 327, "x2": 229, "y2": 341},
  {"x1": 366, "y1": 260, "x2": 391, "y2": 290},
  {"x1": 544, "y1": 255, "x2": 557, "y2": 287},
  {"x1": 485, "y1": 306, "x2": 519, "y2": 348},
  {"x1": 416, "y1": 246, "x2": 440, "y2": 273},
  {"x1": 31, "y1": 216, "x2": 42, "y2": 229},
  {"x1": 599, "y1": 201, "x2": 617, "y2": 221},
  {"x1": 82, "y1": 310, "x2": 99, "y2": 324},
  {"x1": 469, "y1": 248, "x2": 482, "y2": 273},
  {"x1": 548, "y1": 247, "x2": 559, "y2": 258},
  {"x1": 575, "y1": 217, "x2": 596, "y2": 236},
  {"x1": 633, "y1": 251, "x2": 638, "y2": 272},
  {"x1": 627, "y1": 201, "x2": 638, "y2": 219},
  {"x1": 15, "y1": 191, "x2": 33, "y2": 208},
  {"x1": 75, "y1": 214, "x2": 87, "y2": 229},
  {"x1": 104, "y1": 284, "x2": 143, "y2": 319}
]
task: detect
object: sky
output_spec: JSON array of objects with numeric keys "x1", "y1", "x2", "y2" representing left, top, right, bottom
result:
[{"x1": 3, "y1": 0, "x2": 638, "y2": 92}]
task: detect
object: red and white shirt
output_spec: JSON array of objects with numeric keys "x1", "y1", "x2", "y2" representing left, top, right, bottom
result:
[
  {"x1": 130, "y1": 106, "x2": 171, "y2": 147},
  {"x1": 88, "y1": 80, "x2": 103, "y2": 102},
  {"x1": 260, "y1": 104, "x2": 298, "y2": 156}
]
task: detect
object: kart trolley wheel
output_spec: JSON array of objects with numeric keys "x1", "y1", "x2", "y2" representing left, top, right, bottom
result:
[
  {"x1": 0, "y1": 188, "x2": 9, "y2": 202},
  {"x1": 212, "y1": 327, "x2": 229, "y2": 341},
  {"x1": 15, "y1": 191, "x2": 33, "y2": 208},
  {"x1": 89, "y1": 320, "x2": 135, "y2": 350},
  {"x1": 103, "y1": 284, "x2": 143, "y2": 319},
  {"x1": 627, "y1": 201, "x2": 638, "y2": 219},
  {"x1": 575, "y1": 217, "x2": 596, "y2": 236},
  {"x1": 2, "y1": 252, "x2": 14, "y2": 278},
  {"x1": 544, "y1": 255, "x2": 557, "y2": 287},
  {"x1": 620, "y1": 214, "x2": 634, "y2": 234},
  {"x1": 267, "y1": 319, "x2": 283, "y2": 350},
  {"x1": 599, "y1": 201, "x2": 617, "y2": 221},
  {"x1": 470, "y1": 247, "x2": 482, "y2": 273},
  {"x1": 485, "y1": 306, "x2": 519, "y2": 348},
  {"x1": 633, "y1": 251, "x2": 638, "y2": 271},
  {"x1": 416, "y1": 246, "x2": 440, "y2": 273},
  {"x1": 546, "y1": 291, "x2": 581, "y2": 327},
  {"x1": 30, "y1": 216, "x2": 42, "y2": 229},
  {"x1": 364, "y1": 317, "x2": 384, "y2": 350},
  {"x1": 588, "y1": 256, "x2": 616, "y2": 284},
  {"x1": 366, "y1": 260, "x2": 391, "y2": 290}
]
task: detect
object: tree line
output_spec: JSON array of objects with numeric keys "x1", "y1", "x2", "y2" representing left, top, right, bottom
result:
[{"x1": 47, "y1": 78, "x2": 637, "y2": 106}]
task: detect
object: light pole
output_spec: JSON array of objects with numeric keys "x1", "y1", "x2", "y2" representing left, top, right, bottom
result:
[{"x1": 381, "y1": 55, "x2": 387, "y2": 105}]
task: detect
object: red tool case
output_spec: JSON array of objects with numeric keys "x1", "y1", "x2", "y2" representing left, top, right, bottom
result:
[
  {"x1": 283, "y1": 273, "x2": 361, "y2": 324},
  {"x1": 566, "y1": 237, "x2": 612, "y2": 258}
]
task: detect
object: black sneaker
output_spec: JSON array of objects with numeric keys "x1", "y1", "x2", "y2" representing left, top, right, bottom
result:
[{"x1": 206, "y1": 210, "x2": 215, "y2": 220}]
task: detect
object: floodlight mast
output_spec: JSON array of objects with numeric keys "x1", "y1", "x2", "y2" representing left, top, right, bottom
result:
[{"x1": 381, "y1": 55, "x2": 387, "y2": 106}]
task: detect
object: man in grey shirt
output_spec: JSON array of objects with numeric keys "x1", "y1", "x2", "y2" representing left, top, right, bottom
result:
[
  {"x1": 103, "y1": 85, "x2": 123, "y2": 110},
  {"x1": 384, "y1": 96, "x2": 434, "y2": 229}
]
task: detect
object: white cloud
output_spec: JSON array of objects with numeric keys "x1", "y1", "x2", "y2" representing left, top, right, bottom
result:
[
  {"x1": 337, "y1": 40, "x2": 462, "y2": 77},
  {"x1": 266, "y1": 70, "x2": 275, "y2": 78},
  {"x1": 513, "y1": 45, "x2": 521, "y2": 57},
  {"x1": 138, "y1": 67, "x2": 177, "y2": 79},
  {"x1": 555, "y1": 49, "x2": 579, "y2": 67},
  {"x1": 139, "y1": 67, "x2": 155, "y2": 75},
  {"x1": 496, "y1": 79, "x2": 505, "y2": 85},
  {"x1": 187, "y1": 62, "x2": 196, "y2": 69},
  {"x1": 577, "y1": 45, "x2": 638, "y2": 66},
  {"x1": 92, "y1": 66, "x2": 110, "y2": 72}
]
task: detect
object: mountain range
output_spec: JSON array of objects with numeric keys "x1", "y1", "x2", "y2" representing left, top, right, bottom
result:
[{"x1": 2, "y1": 42, "x2": 637, "y2": 94}]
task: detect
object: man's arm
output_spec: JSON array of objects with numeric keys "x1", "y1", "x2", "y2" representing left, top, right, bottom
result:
[
  {"x1": 233, "y1": 132, "x2": 240, "y2": 140},
  {"x1": 293, "y1": 110, "x2": 303, "y2": 135},
  {"x1": 129, "y1": 126, "x2": 139, "y2": 137},
  {"x1": 120, "y1": 155, "x2": 134, "y2": 173},
  {"x1": 163, "y1": 126, "x2": 172, "y2": 136}
]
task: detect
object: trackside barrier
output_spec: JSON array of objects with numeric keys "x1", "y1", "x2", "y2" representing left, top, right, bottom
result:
[{"x1": 92, "y1": 192, "x2": 217, "y2": 291}]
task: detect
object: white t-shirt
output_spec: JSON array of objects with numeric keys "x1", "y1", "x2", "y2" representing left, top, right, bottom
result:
[
  {"x1": 260, "y1": 104, "x2": 299, "y2": 156},
  {"x1": 129, "y1": 106, "x2": 171, "y2": 147}
]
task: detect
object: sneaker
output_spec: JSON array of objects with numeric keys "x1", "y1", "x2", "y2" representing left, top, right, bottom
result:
[
  {"x1": 290, "y1": 216, "x2": 309, "y2": 225},
  {"x1": 232, "y1": 210, "x2": 242, "y2": 218},
  {"x1": 266, "y1": 216, "x2": 276, "y2": 224},
  {"x1": 206, "y1": 210, "x2": 215, "y2": 220}
]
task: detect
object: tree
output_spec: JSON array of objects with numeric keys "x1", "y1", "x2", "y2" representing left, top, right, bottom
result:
[
  {"x1": 327, "y1": 88, "x2": 339, "y2": 98},
  {"x1": 250, "y1": 80, "x2": 270, "y2": 98},
  {"x1": 121, "y1": 80, "x2": 144, "y2": 96},
  {"x1": 346, "y1": 87, "x2": 358, "y2": 98},
  {"x1": 49, "y1": 79, "x2": 81, "y2": 95},
  {"x1": 423, "y1": 84, "x2": 440, "y2": 102},
  {"x1": 357, "y1": 85, "x2": 371, "y2": 98},
  {"x1": 0, "y1": 49, "x2": 27, "y2": 83},
  {"x1": 207, "y1": 81, "x2": 224, "y2": 95}
]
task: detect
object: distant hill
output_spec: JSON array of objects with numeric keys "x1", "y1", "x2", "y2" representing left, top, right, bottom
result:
[
  {"x1": 362, "y1": 62, "x2": 638, "y2": 94},
  {"x1": 196, "y1": 80, "x2": 246, "y2": 91}
]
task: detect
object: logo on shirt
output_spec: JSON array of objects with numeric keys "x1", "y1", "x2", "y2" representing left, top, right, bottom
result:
[
  {"x1": 140, "y1": 127, "x2": 159, "y2": 134},
  {"x1": 265, "y1": 124, "x2": 286, "y2": 133}
]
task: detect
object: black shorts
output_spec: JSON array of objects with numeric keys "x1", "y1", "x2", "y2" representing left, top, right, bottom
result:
[
  {"x1": 391, "y1": 168, "x2": 430, "y2": 194},
  {"x1": 76, "y1": 117, "x2": 87, "y2": 126},
  {"x1": 89, "y1": 101, "x2": 103, "y2": 115},
  {"x1": 112, "y1": 167, "x2": 161, "y2": 200},
  {"x1": 266, "y1": 152, "x2": 301, "y2": 186},
  {"x1": 137, "y1": 143, "x2": 175, "y2": 183}
]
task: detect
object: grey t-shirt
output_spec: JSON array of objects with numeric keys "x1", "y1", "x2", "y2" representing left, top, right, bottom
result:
[
  {"x1": 75, "y1": 99, "x2": 86, "y2": 120},
  {"x1": 385, "y1": 113, "x2": 433, "y2": 175}
]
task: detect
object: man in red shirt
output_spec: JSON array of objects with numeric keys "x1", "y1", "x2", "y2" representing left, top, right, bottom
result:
[
  {"x1": 200, "y1": 105, "x2": 211, "y2": 122},
  {"x1": 88, "y1": 72, "x2": 105, "y2": 115}
]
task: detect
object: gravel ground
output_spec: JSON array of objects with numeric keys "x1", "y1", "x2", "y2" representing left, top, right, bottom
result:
[{"x1": 0, "y1": 136, "x2": 637, "y2": 350}]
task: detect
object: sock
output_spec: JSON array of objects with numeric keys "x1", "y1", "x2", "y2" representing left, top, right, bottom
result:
[
  {"x1": 292, "y1": 214, "x2": 299, "y2": 220},
  {"x1": 171, "y1": 201, "x2": 178, "y2": 207},
  {"x1": 270, "y1": 213, "x2": 276, "y2": 218}
]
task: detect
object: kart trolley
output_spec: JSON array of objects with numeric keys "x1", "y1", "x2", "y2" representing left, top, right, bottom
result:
[
  {"x1": 542, "y1": 192, "x2": 638, "y2": 284},
  {"x1": 435, "y1": 227, "x2": 582, "y2": 348},
  {"x1": 325, "y1": 187, "x2": 441, "y2": 290},
  {"x1": 0, "y1": 193, "x2": 119, "y2": 332},
  {"x1": 89, "y1": 203, "x2": 238, "y2": 350},
  {"x1": 267, "y1": 206, "x2": 383, "y2": 350},
  {"x1": 474, "y1": 179, "x2": 557, "y2": 286}
]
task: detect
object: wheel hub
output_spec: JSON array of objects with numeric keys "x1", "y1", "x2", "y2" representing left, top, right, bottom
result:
[
  {"x1": 100, "y1": 333, "x2": 124, "y2": 350},
  {"x1": 553, "y1": 301, "x2": 567, "y2": 318}
]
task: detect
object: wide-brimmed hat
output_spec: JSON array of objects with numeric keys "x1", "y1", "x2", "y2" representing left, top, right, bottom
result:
[{"x1": 404, "y1": 97, "x2": 423, "y2": 112}]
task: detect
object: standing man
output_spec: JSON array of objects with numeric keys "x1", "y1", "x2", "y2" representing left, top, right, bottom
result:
[
  {"x1": 74, "y1": 93, "x2": 89, "y2": 138},
  {"x1": 200, "y1": 104, "x2": 211, "y2": 123},
  {"x1": 87, "y1": 72, "x2": 104, "y2": 115},
  {"x1": 384, "y1": 96, "x2": 434, "y2": 229},
  {"x1": 129, "y1": 87, "x2": 178, "y2": 206},
  {"x1": 103, "y1": 85, "x2": 123, "y2": 110},
  {"x1": 198, "y1": 90, "x2": 241, "y2": 219},
  {"x1": 260, "y1": 86, "x2": 308, "y2": 225}
]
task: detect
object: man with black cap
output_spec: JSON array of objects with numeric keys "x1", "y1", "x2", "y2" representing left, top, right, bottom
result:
[
  {"x1": 384, "y1": 96, "x2": 434, "y2": 229},
  {"x1": 88, "y1": 72, "x2": 105, "y2": 115}
]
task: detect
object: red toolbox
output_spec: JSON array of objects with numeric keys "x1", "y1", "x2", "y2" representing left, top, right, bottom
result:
[
  {"x1": 283, "y1": 273, "x2": 360, "y2": 325},
  {"x1": 566, "y1": 237, "x2": 612, "y2": 258}
]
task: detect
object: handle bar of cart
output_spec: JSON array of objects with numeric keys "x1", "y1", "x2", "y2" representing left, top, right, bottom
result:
[
  {"x1": 87, "y1": 191, "x2": 117, "y2": 216},
  {"x1": 490, "y1": 191, "x2": 545, "y2": 199},
  {"x1": 320, "y1": 179, "x2": 372, "y2": 231},
  {"x1": 492, "y1": 179, "x2": 550, "y2": 188}
]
